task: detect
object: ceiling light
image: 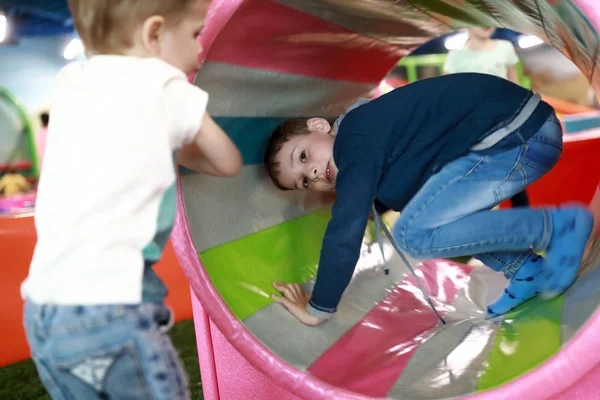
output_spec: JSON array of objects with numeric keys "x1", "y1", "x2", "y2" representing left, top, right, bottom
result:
[
  {"x1": 63, "y1": 38, "x2": 84, "y2": 60},
  {"x1": 0, "y1": 13, "x2": 8, "y2": 44},
  {"x1": 444, "y1": 31, "x2": 469, "y2": 51},
  {"x1": 518, "y1": 35, "x2": 544, "y2": 49}
]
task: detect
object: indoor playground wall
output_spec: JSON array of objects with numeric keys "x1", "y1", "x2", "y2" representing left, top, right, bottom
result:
[{"x1": 0, "y1": 34, "x2": 77, "y2": 112}]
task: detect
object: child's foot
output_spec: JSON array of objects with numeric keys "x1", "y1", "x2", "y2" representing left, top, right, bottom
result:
[
  {"x1": 486, "y1": 253, "x2": 544, "y2": 318},
  {"x1": 541, "y1": 206, "x2": 594, "y2": 299}
]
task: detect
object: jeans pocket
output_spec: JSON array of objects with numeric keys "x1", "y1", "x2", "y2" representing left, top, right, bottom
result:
[
  {"x1": 522, "y1": 138, "x2": 562, "y2": 176},
  {"x1": 45, "y1": 337, "x2": 154, "y2": 400},
  {"x1": 102, "y1": 341, "x2": 157, "y2": 399}
]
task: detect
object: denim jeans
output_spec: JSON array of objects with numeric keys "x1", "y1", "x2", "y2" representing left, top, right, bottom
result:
[
  {"x1": 393, "y1": 112, "x2": 563, "y2": 278},
  {"x1": 23, "y1": 302, "x2": 190, "y2": 400}
]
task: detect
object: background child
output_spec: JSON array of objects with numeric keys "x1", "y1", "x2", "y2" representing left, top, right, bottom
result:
[
  {"x1": 20, "y1": 0, "x2": 241, "y2": 399},
  {"x1": 444, "y1": 27, "x2": 530, "y2": 207},
  {"x1": 264, "y1": 73, "x2": 593, "y2": 326},
  {"x1": 444, "y1": 28, "x2": 520, "y2": 83},
  {"x1": 0, "y1": 167, "x2": 31, "y2": 196}
]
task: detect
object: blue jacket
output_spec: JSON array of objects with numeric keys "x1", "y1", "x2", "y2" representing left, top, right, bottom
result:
[{"x1": 307, "y1": 73, "x2": 553, "y2": 318}]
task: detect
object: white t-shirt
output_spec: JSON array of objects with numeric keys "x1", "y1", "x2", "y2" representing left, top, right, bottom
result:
[
  {"x1": 443, "y1": 40, "x2": 519, "y2": 79},
  {"x1": 21, "y1": 56, "x2": 208, "y2": 305}
]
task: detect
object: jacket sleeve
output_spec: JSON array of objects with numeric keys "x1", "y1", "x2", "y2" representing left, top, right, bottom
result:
[{"x1": 307, "y1": 135, "x2": 386, "y2": 319}]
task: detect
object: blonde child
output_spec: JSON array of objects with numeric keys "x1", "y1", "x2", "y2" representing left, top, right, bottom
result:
[{"x1": 21, "y1": 1, "x2": 242, "y2": 399}]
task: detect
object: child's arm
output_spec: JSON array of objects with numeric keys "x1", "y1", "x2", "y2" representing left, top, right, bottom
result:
[
  {"x1": 504, "y1": 41, "x2": 521, "y2": 85},
  {"x1": 272, "y1": 136, "x2": 386, "y2": 325},
  {"x1": 162, "y1": 78, "x2": 242, "y2": 177},
  {"x1": 176, "y1": 113, "x2": 242, "y2": 177},
  {"x1": 507, "y1": 66, "x2": 519, "y2": 85}
]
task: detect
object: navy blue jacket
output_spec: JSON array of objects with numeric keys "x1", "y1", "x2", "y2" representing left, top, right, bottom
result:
[{"x1": 308, "y1": 73, "x2": 553, "y2": 317}]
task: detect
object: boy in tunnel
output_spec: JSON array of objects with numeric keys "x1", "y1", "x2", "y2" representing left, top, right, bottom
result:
[{"x1": 263, "y1": 73, "x2": 593, "y2": 325}]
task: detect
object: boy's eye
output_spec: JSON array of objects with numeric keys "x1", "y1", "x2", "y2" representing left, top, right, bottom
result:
[
  {"x1": 300, "y1": 150, "x2": 307, "y2": 163},
  {"x1": 302, "y1": 178, "x2": 309, "y2": 189}
]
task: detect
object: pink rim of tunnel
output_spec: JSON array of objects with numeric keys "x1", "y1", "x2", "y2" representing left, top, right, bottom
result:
[
  {"x1": 173, "y1": 171, "x2": 600, "y2": 400},
  {"x1": 173, "y1": 174, "x2": 367, "y2": 400},
  {"x1": 190, "y1": 295, "x2": 219, "y2": 400}
]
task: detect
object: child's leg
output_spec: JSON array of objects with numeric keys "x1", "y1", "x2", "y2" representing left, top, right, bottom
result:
[
  {"x1": 393, "y1": 114, "x2": 564, "y2": 260},
  {"x1": 542, "y1": 207, "x2": 594, "y2": 298},
  {"x1": 393, "y1": 113, "x2": 592, "y2": 313},
  {"x1": 475, "y1": 251, "x2": 544, "y2": 316},
  {"x1": 23, "y1": 301, "x2": 190, "y2": 400}
]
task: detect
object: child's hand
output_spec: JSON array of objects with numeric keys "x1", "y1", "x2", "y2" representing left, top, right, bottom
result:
[
  {"x1": 177, "y1": 113, "x2": 242, "y2": 177},
  {"x1": 272, "y1": 282, "x2": 324, "y2": 326}
]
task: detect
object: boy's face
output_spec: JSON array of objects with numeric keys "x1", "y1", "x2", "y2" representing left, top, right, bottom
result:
[
  {"x1": 468, "y1": 27, "x2": 495, "y2": 40},
  {"x1": 274, "y1": 118, "x2": 338, "y2": 193},
  {"x1": 158, "y1": 0, "x2": 208, "y2": 75}
]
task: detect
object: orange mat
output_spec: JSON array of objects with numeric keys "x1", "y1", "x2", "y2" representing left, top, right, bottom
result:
[
  {"x1": 0, "y1": 216, "x2": 192, "y2": 366},
  {"x1": 500, "y1": 130, "x2": 600, "y2": 208}
]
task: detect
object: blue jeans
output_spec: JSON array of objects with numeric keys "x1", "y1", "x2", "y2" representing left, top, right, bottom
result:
[
  {"x1": 393, "y1": 112, "x2": 563, "y2": 278},
  {"x1": 23, "y1": 302, "x2": 190, "y2": 400}
]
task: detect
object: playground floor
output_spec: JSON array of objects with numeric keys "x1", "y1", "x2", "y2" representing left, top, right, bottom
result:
[{"x1": 0, "y1": 319, "x2": 204, "y2": 400}]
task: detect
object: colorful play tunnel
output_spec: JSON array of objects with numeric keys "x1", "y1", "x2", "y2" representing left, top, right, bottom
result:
[
  {"x1": 174, "y1": 0, "x2": 600, "y2": 399},
  {"x1": 0, "y1": 87, "x2": 38, "y2": 177}
]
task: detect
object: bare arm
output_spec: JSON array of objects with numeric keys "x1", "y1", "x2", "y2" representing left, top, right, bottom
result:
[
  {"x1": 176, "y1": 114, "x2": 242, "y2": 177},
  {"x1": 507, "y1": 66, "x2": 519, "y2": 85}
]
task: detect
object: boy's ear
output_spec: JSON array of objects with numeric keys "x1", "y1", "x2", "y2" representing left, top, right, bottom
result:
[
  {"x1": 307, "y1": 118, "x2": 331, "y2": 135},
  {"x1": 140, "y1": 15, "x2": 166, "y2": 55}
]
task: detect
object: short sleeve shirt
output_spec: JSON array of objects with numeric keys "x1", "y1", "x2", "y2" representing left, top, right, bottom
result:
[
  {"x1": 22, "y1": 56, "x2": 208, "y2": 304},
  {"x1": 444, "y1": 40, "x2": 519, "y2": 79}
]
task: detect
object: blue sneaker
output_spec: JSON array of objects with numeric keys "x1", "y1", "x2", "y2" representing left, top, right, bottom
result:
[
  {"x1": 486, "y1": 252, "x2": 544, "y2": 318},
  {"x1": 541, "y1": 206, "x2": 594, "y2": 299}
]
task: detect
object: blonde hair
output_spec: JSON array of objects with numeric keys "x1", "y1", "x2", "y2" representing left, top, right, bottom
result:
[{"x1": 67, "y1": 0, "x2": 199, "y2": 54}]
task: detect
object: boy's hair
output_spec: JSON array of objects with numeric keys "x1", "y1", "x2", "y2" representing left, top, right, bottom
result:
[
  {"x1": 264, "y1": 118, "x2": 311, "y2": 191},
  {"x1": 67, "y1": 0, "x2": 198, "y2": 55}
]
